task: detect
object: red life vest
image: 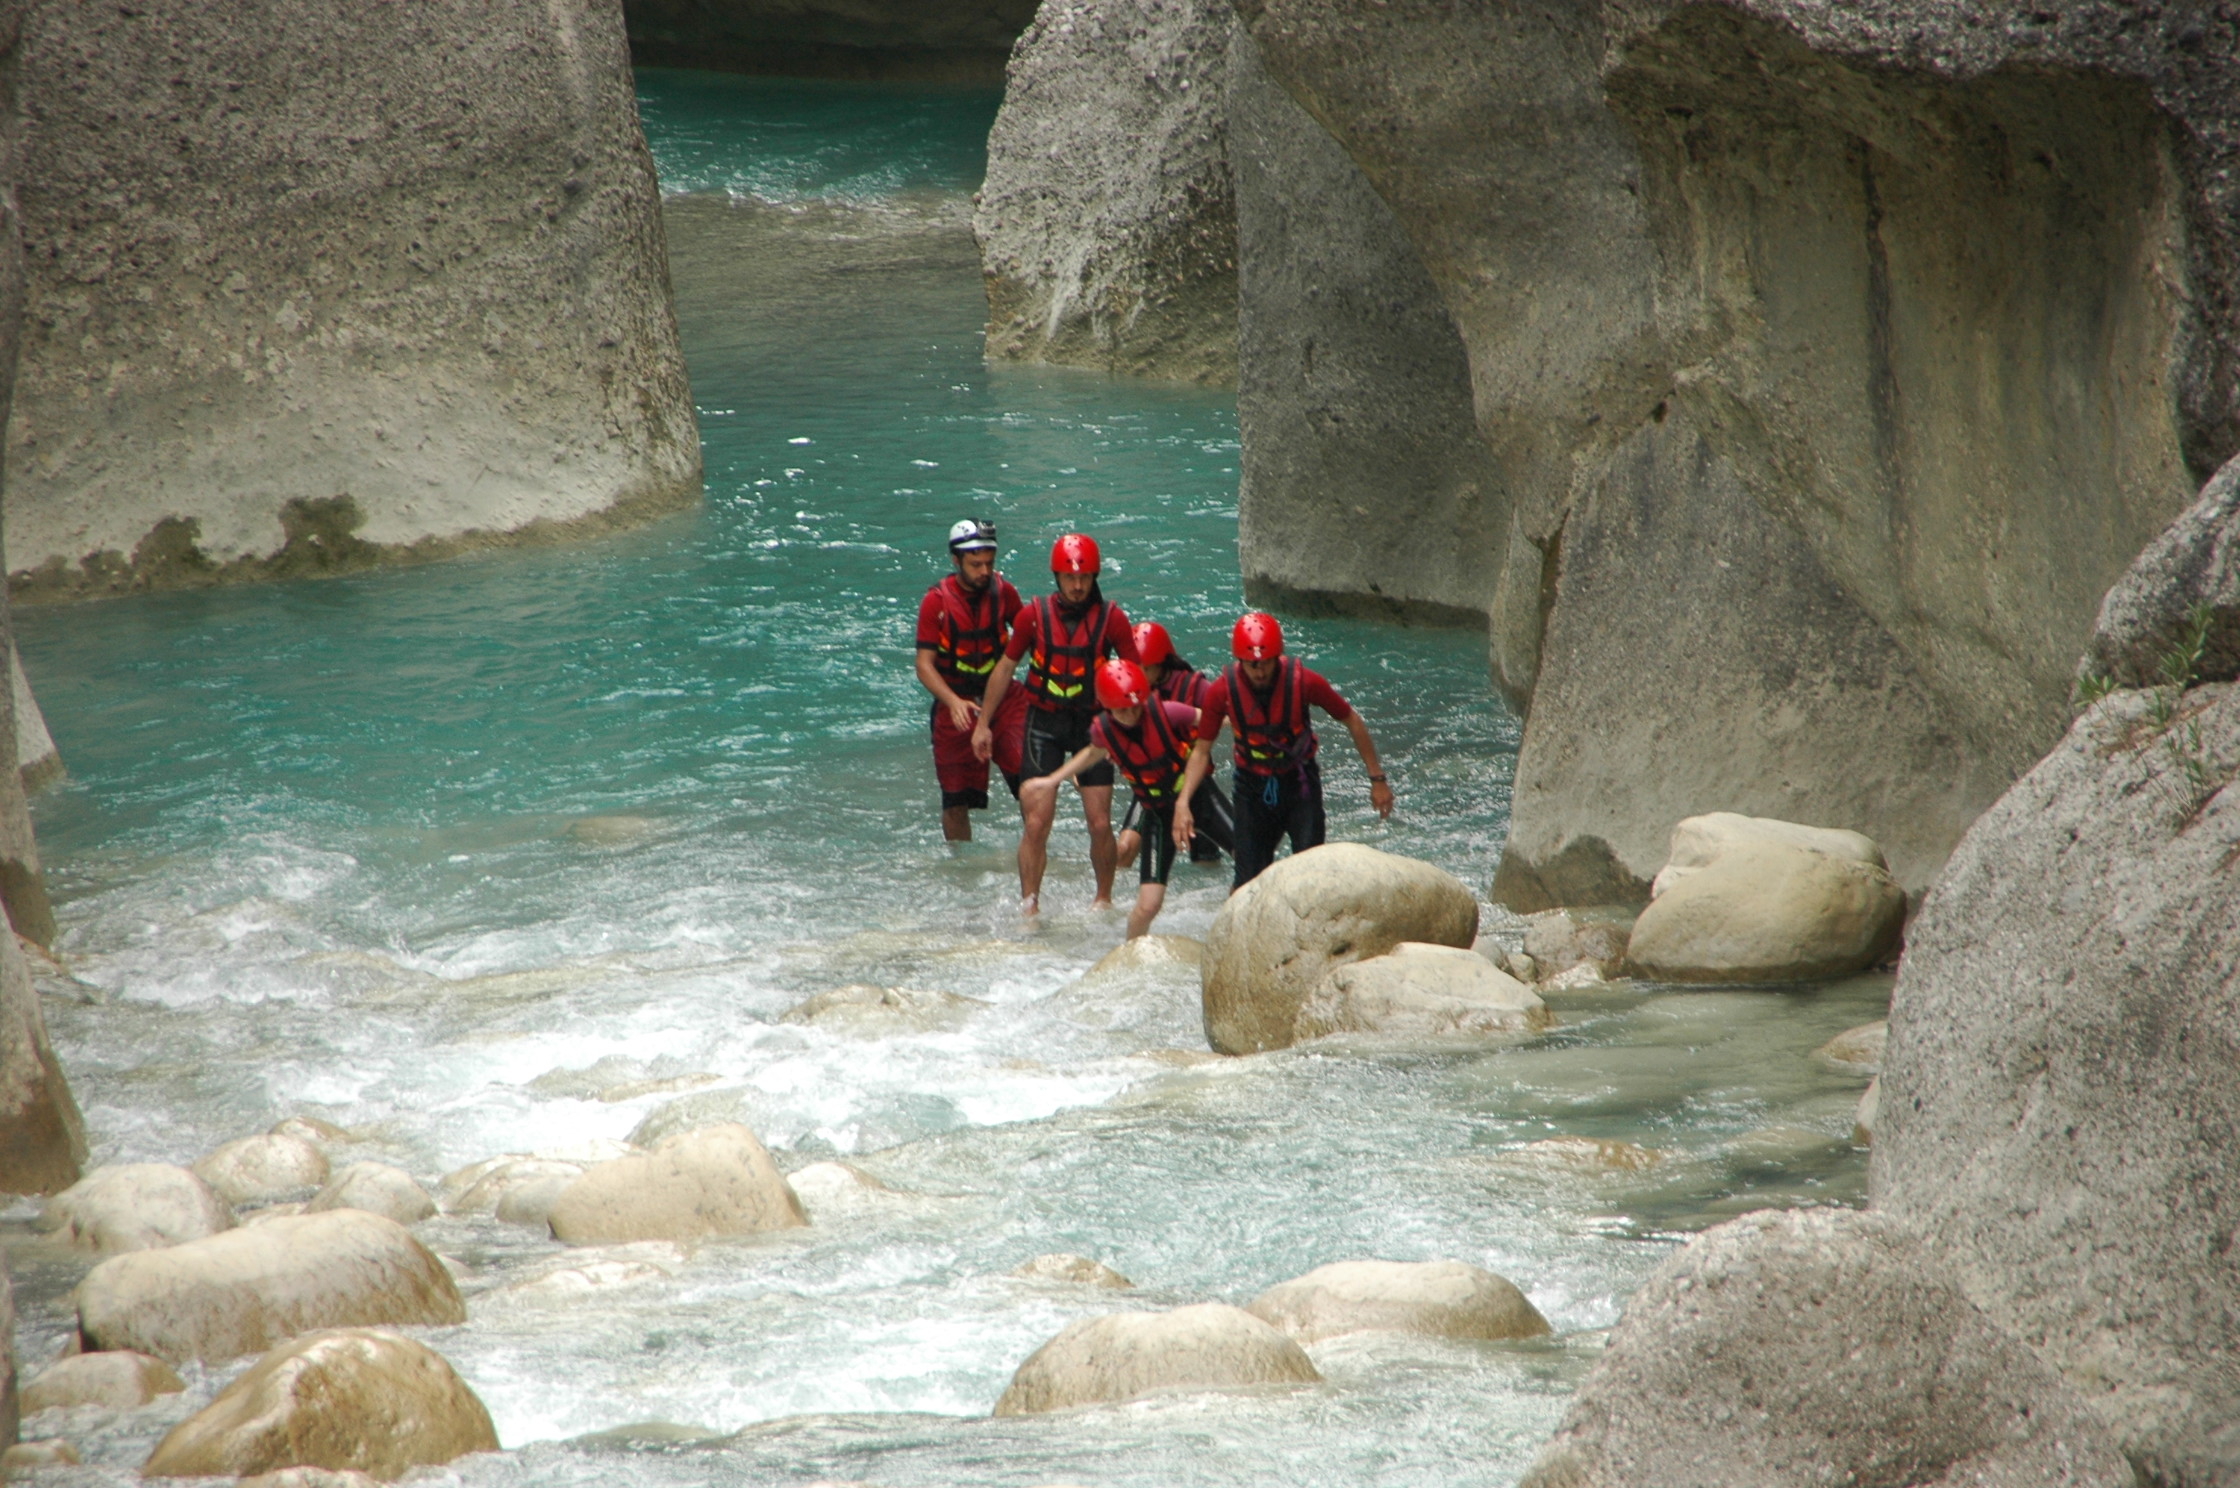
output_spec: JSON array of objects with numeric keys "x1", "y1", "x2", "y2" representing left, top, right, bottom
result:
[
  {"x1": 1026, "y1": 595, "x2": 1112, "y2": 712},
  {"x1": 1156, "y1": 663, "x2": 1210, "y2": 710},
  {"x1": 1224, "y1": 659, "x2": 1318, "y2": 776},
  {"x1": 1099, "y1": 701, "x2": 1192, "y2": 805},
  {"x1": 933, "y1": 574, "x2": 1009, "y2": 698}
]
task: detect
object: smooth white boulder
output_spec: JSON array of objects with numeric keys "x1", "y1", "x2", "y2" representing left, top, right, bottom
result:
[
  {"x1": 75, "y1": 1209, "x2": 466, "y2": 1363},
  {"x1": 1648, "y1": 812, "x2": 1886, "y2": 900},
  {"x1": 306, "y1": 1163, "x2": 435, "y2": 1226},
  {"x1": 1012, "y1": 1253, "x2": 1132, "y2": 1288},
  {"x1": 993, "y1": 1303, "x2": 1320, "y2": 1415},
  {"x1": 1294, "y1": 942, "x2": 1549, "y2": 1042},
  {"x1": 1247, "y1": 1260, "x2": 1549, "y2": 1344},
  {"x1": 22, "y1": 1350, "x2": 183, "y2": 1413},
  {"x1": 1627, "y1": 836, "x2": 1905, "y2": 984},
  {"x1": 1202, "y1": 844, "x2": 1480, "y2": 1055},
  {"x1": 547, "y1": 1123, "x2": 807, "y2": 1245},
  {"x1": 448, "y1": 1158, "x2": 585, "y2": 1216},
  {"x1": 40, "y1": 1164, "x2": 233, "y2": 1255},
  {"x1": 193, "y1": 1134, "x2": 331, "y2": 1206},
  {"x1": 142, "y1": 1329, "x2": 497, "y2": 1479}
]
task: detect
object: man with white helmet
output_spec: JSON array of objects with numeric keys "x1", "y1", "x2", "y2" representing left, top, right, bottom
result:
[{"x1": 915, "y1": 518, "x2": 1027, "y2": 842}]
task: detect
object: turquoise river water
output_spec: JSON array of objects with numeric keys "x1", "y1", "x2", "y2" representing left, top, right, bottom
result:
[{"x1": 5, "y1": 71, "x2": 1884, "y2": 1487}]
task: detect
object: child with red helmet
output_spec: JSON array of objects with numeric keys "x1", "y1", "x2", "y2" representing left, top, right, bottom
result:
[
  {"x1": 1174, "y1": 611, "x2": 1395, "y2": 889},
  {"x1": 1020, "y1": 659, "x2": 1206, "y2": 938},
  {"x1": 970, "y1": 533, "x2": 1142, "y2": 914}
]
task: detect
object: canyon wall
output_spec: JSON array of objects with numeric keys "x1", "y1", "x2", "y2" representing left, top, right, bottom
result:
[
  {"x1": 624, "y1": 0, "x2": 1038, "y2": 81},
  {"x1": 5, "y1": 0, "x2": 701, "y2": 604},
  {"x1": 1229, "y1": 0, "x2": 2217, "y2": 901}
]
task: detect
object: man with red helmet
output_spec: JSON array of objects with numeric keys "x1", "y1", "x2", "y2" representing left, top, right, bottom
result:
[
  {"x1": 1021, "y1": 660, "x2": 1198, "y2": 938},
  {"x1": 1174, "y1": 611, "x2": 1395, "y2": 888},
  {"x1": 1115, "y1": 620, "x2": 1231, "y2": 872},
  {"x1": 915, "y1": 518, "x2": 1028, "y2": 841},
  {"x1": 971, "y1": 533, "x2": 1142, "y2": 913}
]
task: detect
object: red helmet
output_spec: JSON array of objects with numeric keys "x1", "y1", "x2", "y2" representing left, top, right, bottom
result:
[
  {"x1": 1232, "y1": 612, "x2": 1284, "y2": 660},
  {"x1": 1131, "y1": 621, "x2": 1175, "y2": 667},
  {"x1": 1095, "y1": 659, "x2": 1150, "y2": 711},
  {"x1": 1051, "y1": 533, "x2": 1101, "y2": 574}
]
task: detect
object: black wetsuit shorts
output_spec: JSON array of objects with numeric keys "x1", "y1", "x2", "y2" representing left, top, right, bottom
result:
[{"x1": 1024, "y1": 707, "x2": 1115, "y2": 789}]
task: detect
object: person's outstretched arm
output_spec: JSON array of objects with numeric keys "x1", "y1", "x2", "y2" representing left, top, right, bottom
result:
[
  {"x1": 1172, "y1": 739, "x2": 1215, "y2": 848},
  {"x1": 1340, "y1": 709, "x2": 1395, "y2": 819},
  {"x1": 1023, "y1": 743, "x2": 1106, "y2": 802}
]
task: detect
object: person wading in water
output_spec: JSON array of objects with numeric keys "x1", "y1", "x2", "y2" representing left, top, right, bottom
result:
[
  {"x1": 1022, "y1": 659, "x2": 1198, "y2": 940},
  {"x1": 915, "y1": 519, "x2": 1027, "y2": 842},
  {"x1": 1175, "y1": 611, "x2": 1395, "y2": 887},
  {"x1": 1114, "y1": 620, "x2": 1233, "y2": 873},
  {"x1": 971, "y1": 533, "x2": 1141, "y2": 914}
]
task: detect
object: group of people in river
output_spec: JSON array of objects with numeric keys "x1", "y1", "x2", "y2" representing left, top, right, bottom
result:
[{"x1": 915, "y1": 518, "x2": 1395, "y2": 937}]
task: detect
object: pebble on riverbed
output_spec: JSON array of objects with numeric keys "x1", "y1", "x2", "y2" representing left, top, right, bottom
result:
[{"x1": 1248, "y1": 1260, "x2": 1549, "y2": 1344}]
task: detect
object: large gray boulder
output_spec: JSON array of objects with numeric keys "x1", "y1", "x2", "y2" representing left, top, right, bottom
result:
[
  {"x1": 2081, "y1": 447, "x2": 2240, "y2": 691},
  {"x1": 1235, "y1": 0, "x2": 2214, "y2": 906},
  {"x1": 1873, "y1": 682, "x2": 2240, "y2": 1483},
  {"x1": 546, "y1": 1123, "x2": 807, "y2": 1245},
  {"x1": 1229, "y1": 26, "x2": 1505, "y2": 629},
  {"x1": 0, "y1": 925, "x2": 83, "y2": 1194},
  {"x1": 142, "y1": 1329, "x2": 497, "y2": 1479},
  {"x1": 7, "y1": 0, "x2": 700, "y2": 605},
  {"x1": 1519, "y1": 1209, "x2": 2133, "y2": 1488},
  {"x1": 993, "y1": 1303, "x2": 1319, "y2": 1415},
  {"x1": 975, "y1": 0, "x2": 1236, "y2": 384},
  {"x1": 1200, "y1": 844, "x2": 1479, "y2": 1055},
  {"x1": 75, "y1": 1209, "x2": 466, "y2": 1363},
  {"x1": 622, "y1": 0, "x2": 1038, "y2": 82}
]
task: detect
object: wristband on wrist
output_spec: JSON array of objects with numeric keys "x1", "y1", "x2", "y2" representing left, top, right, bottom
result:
[{"x1": 1368, "y1": 774, "x2": 1388, "y2": 784}]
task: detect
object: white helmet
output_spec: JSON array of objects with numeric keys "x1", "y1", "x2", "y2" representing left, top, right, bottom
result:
[{"x1": 947, "y1": 518, "x2": 997, "y2": 554}]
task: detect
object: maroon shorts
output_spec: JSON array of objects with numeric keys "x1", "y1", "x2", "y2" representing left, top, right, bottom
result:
[{"x1": 931, "y1": 688, "x2": 1026, "y2": 809}]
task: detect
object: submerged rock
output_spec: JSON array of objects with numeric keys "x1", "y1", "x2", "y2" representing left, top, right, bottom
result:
[
  {"x1": 1202, "y1": 844, "x2": 1479, "y2": 1055},
  {"x1": 1508, "y1": 1138, "x2": 1671, "y2": 1176},
  {"x1": 142, "y1": 1329, "x2": 497, "y2": 1479},
  {"x1": 780, "y1": 984, "x2": 987, "y2": 1035},
  {"x1": 1247, "y1": 1260, "x2": 1548, "y2": 1345},
  {"x1": 1520, "y1": 909, "x2": 1633, "y2": 981},
  {"x1": 1012, "y1": 1253, "x2": 1132, "y2": 1289},
  {"x1": 306, "y1": 1164, "x2": 435, "y2": 1227},
  {"x1": 976, "y1": 0, "x2": 1237, "y2": 384},
  {"x1": 1081, "y1": 935, "x2": 1204, "y2": 981},
  {"x1": 1813, "y1": 1021, "x2": 1887, "y2": 1076},
  {"x1": 1292, "y1": 942, "x2": 1549, "y2": 1042},
  {"x1": 41, "y1": 1164, "x2": 232, "y2": 1255},
  {"x1": 785, "y1": 1162, "x2": 893, "y2": 1218},
  {"x1": 1872, "y1": 683, "x2": 2240, "y2": 1479},
  {"x1": 194, "y1": 1135, "x2": 331, "y2": 1207},
  {"x1": 75, "y1": 1209, "x2": 465, "y2": 1363},
  {"x1": 239, "y1": 1470, "x2": 384, "y2": 1488},
  {"x1": 547, "y1": 1124, "x2": 807, "y2": 1245},
  {"x1": 22, "y1": 1351, "x2": 183, "y2": 1414},
  {"x1": 1518, "y1": 1210, "x2": 2132, "y2": 1488},
  {"x1": 1626, "y1": 827, "x2": 1905, "y2": 984},
  {"x1": 993, "y1": 1303, "x2": 1319, "y2": 1415},
  {"x1": 2, "y1": 1440, "x2": 78, "y2": 1472}
]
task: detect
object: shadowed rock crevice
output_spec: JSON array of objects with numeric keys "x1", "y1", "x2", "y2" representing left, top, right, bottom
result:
[{"x1": 622, "y1": 0, "x2": 1037, "y2": 84}]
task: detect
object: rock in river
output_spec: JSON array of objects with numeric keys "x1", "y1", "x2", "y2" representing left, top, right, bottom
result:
[
  {"x1": 1292, "y1": 942, "x2": 1548, "y2": 1042},
  {"x1": 306, "y1": 1164, "x2": 436, "y2": 1227},
  {"x1": 193, "y1": 1134, "x2": 331, "y2": 1206},
  {"x1": 1813, "y1": 1021, "x2": 1887, "y2": 1076},
  {"x1": 1248, "y1": 1260, "x2": 1548, "y2": 1344},
  {"x1": 1518, "y1": 1209, "x2": 2131, "y2": 1488},
  {"x1": 1012, "y1": 1253, "x2": 1132, "y2": 1289},
  {"x1": 41, "y1": 1164, "x2": 232, "y2": 1255},
  {"x1": 547, "y1": 1123, "x2": 807, "y2": 1245},
  {"x1": 1520, "y1": 908, "x2": 1633, "y2": 981},
  {"x1": 994, "y1": 1303, "x2": 1319, "y2": 1415},
  {"x1": 22, "y1": 1350, "x2": 183, "y2": 1414},
  {"x1": 1202, "y1": 844, "x2": 1479, "y2": 1055},
  {"x1": 1626, "y1": 819, "x2": 1904, "y2": 983},
  {"x1": 142, "y1": 1329, "x2": 497, "y2": 1479},
  {"x1": 1081, "y1": 934, "x2": 1203, "y2": 981},
  {"x1": 75, "y1": 1209, "x2": 465, "y2": 1363}
]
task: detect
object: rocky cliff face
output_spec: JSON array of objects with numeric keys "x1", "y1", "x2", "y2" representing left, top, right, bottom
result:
[
  {"x1": 1233, "y1": 0, "x2": 2217, "y2": 901},
  {"x1": 6, "y1": 0, "x2": 701, "y2": 604},
  {"x1": 624, "y1": 0, "x2": 1038, "y2": 82},
  {"x1": 975, "y1": 0, "x2": 1236, "y2": 384}
]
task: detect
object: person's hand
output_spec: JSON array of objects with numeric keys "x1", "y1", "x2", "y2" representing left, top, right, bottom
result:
[
  {"x1": 1369, "y1": 777, "x2": 1395, "y2": 819},
  {"x1": 1172, "y1": 800, "x2": 1195, "y2": 851},
  {"x1": 946, "y1": 697, "x2": 980, "y2": 733},
  {"x1": 971, "y1": 722, "x2": 994, "y2": 762}
]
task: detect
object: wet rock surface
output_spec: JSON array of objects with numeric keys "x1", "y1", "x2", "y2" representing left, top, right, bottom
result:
[
  {"x1": 1873, "y1": 683, "x2": 2240, "y2": 1480},
  {"x1": 1201, "y1": 844, "x2": 1479, "y2": 1055},
  {"x1": 143, "y1": 1329, "x2": 498, "y2": 1479},
  {"x1": 75, "y1": 1209, "x2": 466, "y2": 1363},
  {"x1": 975, "y1": 0, "x2": 1237, "y2": 383},
  {"x1": 193, "y1": 1134, "x2": 331, "y2": 1207},
  {"x1": 40, "y1": 1164, "x2": 232, "y2": 1255},
  {"x1": 1292, "y1": 942, "x2": 1548, "y2": 1042},
  {"x1": 1012, "y1": 1253, "x2": 1133, "y2": 1288},
  {"x1": 305, "y1": 1163, "x2": 436, "y2": 1226},
  {"x1": 1247, "y1": 1260, "x2": 1548, "y2": 1345},
  {"x1": 994, "y1": 1303, "x2": 1320, "y2": 1415},
  {"x1": 547, "y1": 1123, "x2": 807, "y2": 1245},
  {"x1": 1518, "y1": 1209, "x2": 2133, "y2": 1488},
  {"x1": 21, "y1": 1350, "x2": 183, "y2": 1414}
]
